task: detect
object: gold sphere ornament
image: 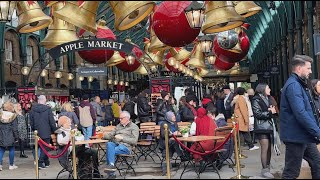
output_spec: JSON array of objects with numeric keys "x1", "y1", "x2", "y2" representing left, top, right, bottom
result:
[
  {"x1": 168, "y1": 57, "x2": 176, "y2": 66},
  {"x1": 67, "y1": 73, "x2": 74, "y2": 80}
]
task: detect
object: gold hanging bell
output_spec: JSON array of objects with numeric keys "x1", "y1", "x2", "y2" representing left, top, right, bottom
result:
[
  {"x1": 109, "y1": 1, "x2": 155, "y2": 31},
  {"x1": 134, "y1": 64, "x2": 148, "y2": 75},
  {"x1": 202, "y1": 1, "x2": 244, "y2": 34},
  {"x1": 186, "y1": 43, "x2": 207, "y2": 69},
  {"x1": 169, "y1": 47, "x2": 191, "y2": 62},
  {"x1": 40, "y1": 2, "x2": 79, "y2": 49},
  {"x1": 17, "y1": 1, "x2": 53, "y2": 33},
  {"x1": 106, "y1": 51, "x2": 125, "y2": 66},
  {"x1": 53, "y1": 1, "x2": 99, "y2": 33},
  {"x1": 198, "y1": 68, "x2": 209, "y2": 77},
  {"x1": 144, "y1": 39, "x2": 165, "y2": 65},
  {"x1": 44, "y1": 1, "x2": 58, "y2": 7},
  {"x1": 234, "y1": 1, "x2": 262, "y2": 18},
  {"x1": 148, "y1": 25, "x2": 170, "y2": 53}
]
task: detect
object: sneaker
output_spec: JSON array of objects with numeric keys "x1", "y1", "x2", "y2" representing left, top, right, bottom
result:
[
  {"x1": 249, "y1": 145, "x2": 259, "y2": 151},
  {"x1": 104, "y1": 165, "x2": 116, "y2": 173},
  {"x1": 38, "y1": 163, "x2": 46, "y2": 169},
  {"x1": 9, "y1": 165, "x2": 18, "y2": 170},
  {"x1": 0, "y1": 165, "x2": 2, "y2": 171},
  {"x1": 261, "y1": 168, "x2": 274, "y2": 178}
]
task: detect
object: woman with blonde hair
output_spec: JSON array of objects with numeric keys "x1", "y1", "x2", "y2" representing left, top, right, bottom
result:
[
  {"x1": 0, "y1": 101, "x2": 19, "y2": 170},
  {"x1": 58, "y1": 102, "x2": 79, "y2": 129},
  {"x1": 13, "y1": 103, "x2": 28, "y2": 158}
]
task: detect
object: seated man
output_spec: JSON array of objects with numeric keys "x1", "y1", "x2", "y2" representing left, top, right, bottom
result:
[
  {"x1": 159, "y1": 111, "x2": 188, "y2": 175},
  {"x1": 102, "y1": 111, "x2": 139, "y2": 179}
]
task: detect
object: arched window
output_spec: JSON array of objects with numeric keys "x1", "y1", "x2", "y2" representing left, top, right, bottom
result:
[
  {"x1": 91, "y1": 78, "x2": 100, "y2": 90},
  {"x1": 81, "y1": 77, "x2": 89, "y2": 89}
]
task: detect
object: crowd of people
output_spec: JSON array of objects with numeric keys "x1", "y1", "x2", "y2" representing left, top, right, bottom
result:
[{"x1": 1, "y1": 54, "x2": 320, "y2": 179}]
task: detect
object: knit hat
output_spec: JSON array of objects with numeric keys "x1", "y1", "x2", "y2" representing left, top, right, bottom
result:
[
  {"x1": 222, "y1": 85, "x2": 231, "y2": 90},
  {"x1": 82, "y1": 94, "x2": 89, "y2": 100},
  {"x1": 165, "y1": 111, "x2": 175, "y2": 121},
  {"x1": 161, "y1": 91, "x2": 168, "y2": 99}
]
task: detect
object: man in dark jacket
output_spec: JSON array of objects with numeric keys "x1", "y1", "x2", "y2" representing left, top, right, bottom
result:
[
  {"x1": 181, "y1": 95, "x2": 197, "y2": 122},
  {"x1": 156, "y1": 91, "x2": 171, "y2": 124},
  {"x1": 222, "y1": 85, "x2": 234, "y2": 120},
  {"x1": 122, "y1": 97, "x2": 136, "y2": 122},
  {"x1": 137, "y1": 89, "x2": 152, "y2": 125},
  {"x1": 29, "y1": 95, "x2": 57, "y2": 169},
  {"x1": 280, "y1": 55, "x2": 320, "y2": 179}
]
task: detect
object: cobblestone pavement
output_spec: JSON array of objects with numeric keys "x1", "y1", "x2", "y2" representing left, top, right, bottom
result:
[{"x1": 0, "y1": 143, "x2": 285, "y2": 179}]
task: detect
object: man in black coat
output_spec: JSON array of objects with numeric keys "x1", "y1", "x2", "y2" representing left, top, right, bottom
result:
[
  {"x1": 29, "y1": 95, "x2": 57, "y2": 169},
  {"x1": 137, "y1": 89, "x2": 152, "y2": 125}
]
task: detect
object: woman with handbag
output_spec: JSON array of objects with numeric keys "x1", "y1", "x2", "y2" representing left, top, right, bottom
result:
[{"x1": 252, "y1": 83, "x2": 277, "y2": 179}]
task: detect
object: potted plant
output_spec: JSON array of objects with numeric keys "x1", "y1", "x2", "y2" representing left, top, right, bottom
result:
[
  {"x1": 74, "y1": 130, "x2": 84, "y2": 141},
  {"x1": 180, "y1": 126, "x2": 190, "y2": 137}
]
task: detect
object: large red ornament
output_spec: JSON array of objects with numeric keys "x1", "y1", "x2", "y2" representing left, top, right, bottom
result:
[
  {"x1": 213, "y1": 57, "x2": 235, "y2": 71},
  {"x1": 77, "y1": 24, "x2": 116, "y2": 64},
  {"x1": 213, "y1": 29, "x2": 250, "y2": 63},
  {"x1": 152, "y1": 1, "x2": 200, "y2": 47},
  {"x1": 116, "y1": 46, "x2": 142, "y2": 72}
]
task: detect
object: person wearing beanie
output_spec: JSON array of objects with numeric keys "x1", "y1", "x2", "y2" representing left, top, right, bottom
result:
[
  {"x1": 156, "y1": 91, "x2": 172, "y2": 125},
  {"x1": 159, "y1": 111, "x2": 187, "y2": 175}
]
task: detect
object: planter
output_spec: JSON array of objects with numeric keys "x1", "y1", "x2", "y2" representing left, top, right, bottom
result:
[{"x1": 182, "y1": 133, "x2": 189, "y2": 138}]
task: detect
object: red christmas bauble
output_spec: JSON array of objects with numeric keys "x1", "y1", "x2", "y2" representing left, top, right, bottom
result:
[
  {"x1": 78, "y1": 25, "x2": 116, "y2": 64},
  {"x1": 213, "y1": 57, "x2": 235, "y2": 71},
  {"x1": 116, "y1": 46, "x2": 142, "y2": 72},
  {"x1": 165, "y1": 51, "x2": 188, "y2": 72},
  {"x1": 152, "y1": 1, "x2": 200, "y2": 47},
  {"x1": 213, "y1": 30, "x2": 250, "y2": 63}
]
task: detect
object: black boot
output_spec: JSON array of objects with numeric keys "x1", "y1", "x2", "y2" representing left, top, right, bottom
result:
[{"x1": 20, "y1": 151, "x2": 28, "y2": 158}]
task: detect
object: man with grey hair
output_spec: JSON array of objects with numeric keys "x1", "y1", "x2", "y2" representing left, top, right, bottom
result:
[
  {"x1": 280, "y1": 55, "x2": 320, "y2": 179},
  {"x1": 29, "y1": 95, "x2": 57, "y2": 169},
  {"x1": 102, "y1": 110, "x2": 139, "y2": 179}
]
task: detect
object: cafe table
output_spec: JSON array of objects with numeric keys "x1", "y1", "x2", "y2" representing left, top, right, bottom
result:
[{"x1": 176, "y1": 135, "x2": 225, "y2": 179}]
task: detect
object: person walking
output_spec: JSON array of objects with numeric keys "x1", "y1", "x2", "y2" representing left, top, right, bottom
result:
[
  {"x1": 280, "y1": 55, "x2": 320, "y2": 179},
  {"x1": 75, "y1": 94, "x2": 96, "y2": 142},
  {"x1": 13, "y1": 103, "x2": 28, "y2": 158},
  {"x1": 252, "y1": 83, "x2": 277, "y2": 178},
  {"x1": 29, "y1": 95, "x2": 57, "y2": 169},
  {"x1": 234, "y1": 87, "x2": 259, "y2": 151},
  {"x1": 311, "y1": 79, "x2": 320, "y2": 112},
  {"x1": 0, "y1": 101, "x2": 19, "y2": 170}
]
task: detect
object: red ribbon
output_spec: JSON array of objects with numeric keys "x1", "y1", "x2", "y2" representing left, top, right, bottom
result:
[
  {"x1": 38, "y1": 140, "x2": 71, "y2": 159},
  {"x1": 27, "y1": 1, "x2": 35, "y2": 6}
]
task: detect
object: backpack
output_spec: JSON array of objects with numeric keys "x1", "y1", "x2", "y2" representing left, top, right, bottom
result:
[{"x1": 78, "y1": 106, "x2": 93, "y2": 128}]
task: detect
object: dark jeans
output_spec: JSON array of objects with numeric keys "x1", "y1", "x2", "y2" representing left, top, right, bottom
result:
[
  {"x1": 240, "y1": 131, "x2": 254, "y2": 149},
  {"x1": 39, "y1": 138, "x2": 51, "y2": 166},
  {"x1": 282, "y1": 142, "x2": 320, "y2": 179},
  {"x1": 161, "y1": 139, "x2": 183, "y2": 158}
]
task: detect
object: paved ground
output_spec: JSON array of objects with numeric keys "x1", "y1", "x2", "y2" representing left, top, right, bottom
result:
[{"x1": 0, "y1": 142, "x2": 287, "y2": 179}]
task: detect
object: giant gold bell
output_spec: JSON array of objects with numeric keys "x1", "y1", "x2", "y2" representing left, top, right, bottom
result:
[
  {"x1": 186, "y1": 43, "x2": 207, "y2": 69},
  {"x1": 40, "y1": 2, "x2": 79, "y2": 49},
  {"x1": 202, "y1": 1, "x2": 244, "y2": 34},
  {"x1": 134, "y1": 64, "x2": 148, "y2": 75},
  {"x1": 109, "y1": 1, "x2": 155, "y2": 31},
  {"x1": 17, "y1": 1, "x2": 53, "y2": 33},
  {"x1": 169, "y1": 47, "x2": 191, "y2": 62},
  {"x1": 144, "y1": 39, "x2": 165, "y2": 65},
  {"x1": 149, "y1": 25, "x2": 170, "y2": 53},
  {"x1": 53, "y1": 1, "x2": 99, "y2": 33},
  {"x1": 106, "y1": 51, "x2": 125, "y2": 66},
  {"x1": 198, "y1": 68, "x2": 209, "y2": 77},
  {"x1": 234, "y1": 1, "x2": 262, "y2": 18}
]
